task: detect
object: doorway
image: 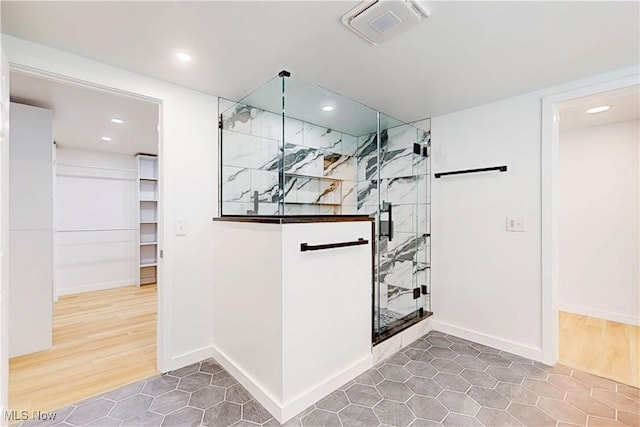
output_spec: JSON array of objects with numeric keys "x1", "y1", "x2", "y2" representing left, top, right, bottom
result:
[
  {"x1": 555, "y1": 85, "x2": 639, "y2": 387},
  {"x1": 541, "y1": 78, "x2": 639, "y2": 386},
  {"x1": 7, "y1": 70, "x2": 162, "y2": 419}
]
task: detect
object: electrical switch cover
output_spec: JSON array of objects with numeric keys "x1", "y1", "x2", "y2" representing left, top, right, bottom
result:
[{"x1": 506, "y1": 216, "x2": 525, "y2": 232}]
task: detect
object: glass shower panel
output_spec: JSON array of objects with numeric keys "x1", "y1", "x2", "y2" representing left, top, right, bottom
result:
[
  {"x1": 280, "y1": 77, "x2": 377, "y2": 215},
  {"x1": 374, "y1": 114, "x2": 422, "y2": 335},
  {"x1": 219, "y1": 77, "x2": 284, "y2": 215},
  {"x1": 218, "y1": 71, "x2": 432, "y2": 342}
]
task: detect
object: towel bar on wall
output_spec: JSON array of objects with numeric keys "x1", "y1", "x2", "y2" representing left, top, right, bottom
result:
[
  {"x1": 434, "y1": 165, "x2": 507, "y2": 178},
  {"x1": 300, "y1": 237, "x2": 368, "y2": 252}
]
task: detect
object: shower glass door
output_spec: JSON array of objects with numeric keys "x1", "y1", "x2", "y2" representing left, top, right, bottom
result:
[{"x1": 371, "y1": 114, "x2": 429, "y2": 341}]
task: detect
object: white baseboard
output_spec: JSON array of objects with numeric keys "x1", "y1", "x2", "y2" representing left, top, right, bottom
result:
[
  {"x1": 55, "y1": 279, "x2": 134, "y2": 297},
  {"x1": 280, "y1": 354, "x2": 372, "y2": 422},
  {"x1": 211, "y1": 345, "x2": 372, "y2": 424},
  {"x1": 169, "y1": 346, "x2": 215, "y2": 373},
  {"x1": 210, "y1": 345, "x2": 283, "y2": 421},
  {"x1": 431, "y1": 320, "x2": 543, "y2": 362},
  {"x1": 558, "y1": 303, "x2": 640, "y2": 326}
]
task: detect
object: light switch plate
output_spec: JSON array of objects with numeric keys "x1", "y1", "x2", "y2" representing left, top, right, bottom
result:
[
  {"x1": 506, "y1": 216, "x2": 525, "y2": 232},
  {"x1": 175, "y1": 220, "x2": 187, "y2": 236}
]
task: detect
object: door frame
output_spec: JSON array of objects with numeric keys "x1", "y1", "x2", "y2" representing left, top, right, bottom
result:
[
  {"x1": 540, "y1": 74, "x2": 639, "y2": 365},
  {"x1": 3, "y1": 63, "x2": 167, "y2": 379}
]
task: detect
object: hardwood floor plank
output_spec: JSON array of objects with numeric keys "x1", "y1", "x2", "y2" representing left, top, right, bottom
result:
[
  {"x1": 8, "y1": 284, "x2": 158, "y2": 421},
  {"x1": 559, "y1": 311, "x2": 640, "y2": 387}
]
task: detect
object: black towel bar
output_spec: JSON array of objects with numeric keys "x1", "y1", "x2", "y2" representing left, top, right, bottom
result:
[
  {"x1": 434, "y1": 165, "x2": 507, "y2": 178},
  {"x1": 300, "y1": 238, "x2": 368, "y2": 252}
]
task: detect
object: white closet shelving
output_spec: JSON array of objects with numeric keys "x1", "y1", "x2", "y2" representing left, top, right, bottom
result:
[{"x1": 137, "y1": 154, "x2": 158, "y2": 286}]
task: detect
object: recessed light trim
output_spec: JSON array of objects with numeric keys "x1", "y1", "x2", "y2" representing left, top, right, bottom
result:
[
  {"x1": 101, "y1": 137, "x2": 112, "y2": 142},
  {"x1": 176, "y1": 52, "x2": 193, "y2": 62},
  {"x1": 322, "y1": 105, "x2": 335, "y2": 112},
  {"x1": 111, "y1": 118, "x2": 125, "y2": 124},
  {"x1": 586, "y1": 105, "x2": 610, "y2": 114}
]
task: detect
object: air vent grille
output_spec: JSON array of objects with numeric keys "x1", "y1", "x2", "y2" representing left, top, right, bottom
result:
[{"x1": 341, "y1": 0, "x2": 430, "y2": 45}]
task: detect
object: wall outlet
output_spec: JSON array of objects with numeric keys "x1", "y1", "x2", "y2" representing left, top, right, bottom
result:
[
  {"x1": 506, "y1": 216, "x2": 525, "y2": 232},
  {"x1": 175, "y1": 220, "x2": 187, "y2": 236}
]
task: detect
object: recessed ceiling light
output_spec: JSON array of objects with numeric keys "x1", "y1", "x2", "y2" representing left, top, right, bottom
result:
[
  {"x1": 101, "y1": 137, "x2": 112, "y2": 142},
  {"x1": 111, "y1": 118, "x2": 125, "y2": 124},
  {"x1": 176, "y1": 52, "x2": 192, "y2": 62},
  {"x1": 322, "y1": 105, "x2": 335, "y2": 112},
  {"x1": 586, "y1": 105, "x2": 610, "y2": 114}
]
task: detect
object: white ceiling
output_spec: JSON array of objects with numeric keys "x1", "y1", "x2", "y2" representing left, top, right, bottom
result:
[
  {"x1": 10, "y1": 71, "x2": 159, "y2": 155},
  {"x1": 559, "y1": 85, "x2": 640, "y2": 131},
  {"x1": 2, "y1": 1, "x2": 639, "y2": 123}
]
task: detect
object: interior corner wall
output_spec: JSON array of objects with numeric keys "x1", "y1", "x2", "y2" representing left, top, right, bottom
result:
[
  {"x1": 55, "y1": 147, "x2": 138, "y2": 296},
  {"x1": 430, "y1": 94, "x2": 543, "y2": 358},
  {"x1": 558, "y1": 120, "x2": 640, "y2": 325},
  {"x1": 430, "y1": 66, "x2": 640, "y2": 361},
  {"x1": 1, "y1": 35, "x2": 219, "y2": 372}
]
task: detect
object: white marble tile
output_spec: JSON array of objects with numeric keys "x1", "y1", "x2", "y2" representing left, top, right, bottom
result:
[
  {"x1": 284, "y1": 203, "x2": 321, "y2": 215},
  {"x1": 341, "y1": 205, "x2": 357, "y2": 215},
  {"x1": 386, "y1": 176, "x2": 418, "y2": 206},
  {"x1": 324, "y1": 153, "x2": 356, "y2": 181},
  {"x1": 221, "y1": 166, "x2": 251, "y2": 202},
  {"x1": 357, "y1": 180, "x2": 379, "y2": 209},
  {"x1": 372, "y1": 333, "x2": 402, "y2": 365},
  {"x1": 356, "y1": 133, "x2": 379, "y2": 182},
  {"x1": 222, "y1": 202, "x2": 252, "y2": 215},
  {"x1": 380, "y1": 258, "x2": 413, "y2": 289},
  {"x1": 284, "y1": 117, "x2": 304, "y2": 145},
  {"x1": 220, "y1": 100, "x2": 252, "y2": 135},
  {"x1": 222, "y1": 131, "x2": 279, "y2": 170},
  {"x1": 385, "y1": 124, "x2": 417, "y2": 151},
  {"x1": 222, "y1": 201, "x2": 281, "y2": 215},
  {"x1": 250, "y1": 109, "x2": 282, "y2": 141},
  {"x1": 340, "y1": 134, "x2": 358, "y2": 156},
  {"x1": 303, "y1": 122, "x2": 341, "y2": 153},
  {"x1": 317, "y1": 179, "x2": 341, "y2": 205},
  {"x1": 393, "y1": 204, "x2": 415, "y2": 233},
  {"x1": 380, "y1": 147, "x2": 414, "y2": 180},
  {"x1": 342, "y1": 180, "x2": 356, "y2": 206},
  {"x1": 284, "y1": 144, "x2": 323, "y2": 177},
  {"x1": 400, "y1": 319, "x2": 431, "y2": 349},
  {"x1": 251, "y1": 169, "x2": 279, "y2": 203},
  {"x1": 387, "y1": 285, "x2": 417, "y2": 316},
  {"x1": 357, "y1": 204, "x2": 378, "y2": 216}
]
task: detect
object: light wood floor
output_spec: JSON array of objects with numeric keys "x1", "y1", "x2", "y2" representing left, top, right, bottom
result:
[
  {"x1": 9, "y1": 284, "x2": 158, "y2": 419},
  {"x1": 559, "y1": 310, "x2": 640, "y2": 388}
]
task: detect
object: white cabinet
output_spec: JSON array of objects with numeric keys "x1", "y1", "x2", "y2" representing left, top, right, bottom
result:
[{"x1": 136, "y1": 154, "x2": 158, "y2": 285}]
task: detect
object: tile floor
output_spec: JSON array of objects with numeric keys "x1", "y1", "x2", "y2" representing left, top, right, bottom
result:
[{"x1": 19, "y1": 331, "x2": 640, "y2": 427}]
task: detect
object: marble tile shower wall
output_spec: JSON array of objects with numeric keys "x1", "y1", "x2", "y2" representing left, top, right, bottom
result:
[
  {"x1": 220, "y1": 99, "x2": 358, "y2": 215},
  {"x1": 356, "y1": 125, "x2": 431, "y2": 318}
]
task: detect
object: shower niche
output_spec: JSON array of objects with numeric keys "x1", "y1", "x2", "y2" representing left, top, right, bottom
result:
[{"x1": 218, "y1": 71, "x2": 432, "y2": 342}]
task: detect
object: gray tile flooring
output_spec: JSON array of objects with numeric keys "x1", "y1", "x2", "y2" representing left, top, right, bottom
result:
[{"x1": 19, "y1": 331, "x2": 640, "y2": 427}]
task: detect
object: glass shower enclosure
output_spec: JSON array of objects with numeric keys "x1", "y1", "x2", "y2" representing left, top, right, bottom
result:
[{"x1": 218, "y1": 71, "x2": 432, "y2": 343}]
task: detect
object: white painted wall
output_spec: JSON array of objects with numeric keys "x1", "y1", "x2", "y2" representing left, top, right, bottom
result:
[
  {"x1": 431, "y1": 66, "x2": 639, "y2": 361},
  {"x1": 55, "y1": 147, "x2": 138, "y2": 296},
  {"x1": 559, "y1": 120, "x2": 639, "y2": 325},
  {"x1": 2, "y1": 35, "x2": 218, "y2": 372},
  {"x1": 9, "y1": 102, "x2": 53, "y2": 357}
]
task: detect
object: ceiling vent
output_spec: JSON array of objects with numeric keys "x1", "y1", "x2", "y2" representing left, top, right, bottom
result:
[{"x1": 341, "y1": 0, "x2": 430, "y2": 45}]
